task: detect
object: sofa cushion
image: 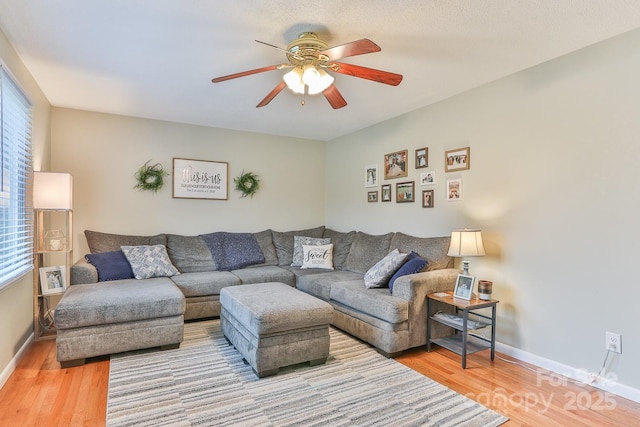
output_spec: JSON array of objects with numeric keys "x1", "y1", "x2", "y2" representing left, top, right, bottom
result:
[
  {"x1": 121, "y1": 245, "x2": 180, "y2": 279},
  {"x1": 344, "y1": 232, "x2": 394, "y2": 274},
  {"x1": 291, "y1": 236, "x2": 331, "y2": 267},
  {"x1": 166, "y1": 234, "x2": 216, "y2": 273},
  {"x1": 296, "y1": 270, "x2": 363, "y2": 301},
  {"x1": 84, "y1": 230, "x2": 167, "y2": 254},
  {"x1": 200, "y1": 232, "x2": 265, "y2": 271},
  {"x1": 330, "y1": 280, "x2": 408, "y2": 324},
  {"x1": 364, "y1": 249, "x2": 407, "y2": 289},
  {"x1": 301, "y1": 244, "x2": 334, "y2": 270},
  {"x1": 323, "y1": 229, "x2": 355, "y2": 270},
  {"x1": 231, "y1": 266, "x2": 296, "y2": 287},
  {"x1": 84, "y1": 250, "x2": 134, "y2": 282},
  {"x1": 271, "y1": 226, "x2": 325, "y2": 266},
  {"x1": 388, "y1": 251, "x2": 428, "y2": 293},
  {"x1": 170, "y1": 271, "x2": 241, "y2": 298},
  {"x1": 54, "y1": 277, "x2": 185, "y2": 329},
  {"x1": 388, "y1": 232, "x2": 452, "y2": 271},
  {"x1": 252, "y1": 229, "x2": 279, "y2": 266}
]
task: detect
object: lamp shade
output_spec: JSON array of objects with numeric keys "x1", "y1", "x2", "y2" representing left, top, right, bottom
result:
[
  {"x1": 33, "y1": 172, "x2": 73, "y2": 210},
  {"x1": 447, "y1": 229, "x2": 485, "y2": 257}
]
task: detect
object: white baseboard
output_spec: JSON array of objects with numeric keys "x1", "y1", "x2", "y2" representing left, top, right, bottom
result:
[
  {"x1": 496, "y1": 341, "x2": 640, "y2": 404},
  {"x1": 0, "y1": 333, "x2": 34, "y2": 390}
]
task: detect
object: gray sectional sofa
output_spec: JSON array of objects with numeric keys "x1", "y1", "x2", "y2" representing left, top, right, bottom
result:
[{"x1": 66, "y1": 226, "x2": 459, "y2": 359}]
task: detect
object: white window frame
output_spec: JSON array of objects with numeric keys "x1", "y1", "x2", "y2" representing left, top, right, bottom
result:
[{"x1": 0, "y1": 63, "x2": 34, "y2": 291}]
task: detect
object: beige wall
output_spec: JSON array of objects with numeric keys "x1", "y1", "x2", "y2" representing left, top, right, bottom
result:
[
  {"x1": 0, "y1": 29, "x2": 51, "y2": 379},
  {"x1": 326, "y1": 28, "x2": 640, "y2": 390},
  {"x1": 50, "y1": 108, "x2": 326, "y2": 257}
]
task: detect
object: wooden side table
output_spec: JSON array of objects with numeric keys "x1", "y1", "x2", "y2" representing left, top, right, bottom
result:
[{"x1": 426, "y1": 292, "x2": 499, "y2": 368}]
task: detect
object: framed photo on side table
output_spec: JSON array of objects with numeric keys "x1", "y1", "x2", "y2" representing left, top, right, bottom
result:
[
  {"x1": 39, "y1": 266, "x2": 67, "y2": 295},
  {"x1": 453, "y1": 274, "x2": 475, "y2": 300}
]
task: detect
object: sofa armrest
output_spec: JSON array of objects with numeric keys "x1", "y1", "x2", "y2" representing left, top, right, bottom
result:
[
  {"x1": 392, "y1": 268, "x2": 459, "y2": 301},
  {"x1": 70, "y1": 259, "x2": 98, "y2": 285},
  {"x1": 391, "y1": 268, "x2": 460, "y2": 348}
]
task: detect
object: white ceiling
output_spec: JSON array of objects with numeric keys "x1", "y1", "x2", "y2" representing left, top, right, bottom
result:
[{"x1": 2, "y1": 1, "x2": 640, "y2": 141}]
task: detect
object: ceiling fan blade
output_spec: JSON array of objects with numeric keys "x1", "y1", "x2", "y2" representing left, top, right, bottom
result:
[
  {"x1": 255, "y1": 40, "x2": 304, "y2": 60},
  {"x1": 322, "y1": 84, "x2": 347, "y2": 109},
  {"x1": 321, "y1": 39, "x2": 381, "y2": 61},
  {"x1": 330, "y1": 62, "x2": 403, "y2": 86},
  {"x1": 212, "y1": 64, "x2": 288, "y2": 83},
  {"x1": 256, "y1": 81, "x2": 287, "y2": 108}
]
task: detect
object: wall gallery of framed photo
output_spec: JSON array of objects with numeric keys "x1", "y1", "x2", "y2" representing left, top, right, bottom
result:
[{"x1": 364, "y1": 146, "x2": 471, "y2": 208}]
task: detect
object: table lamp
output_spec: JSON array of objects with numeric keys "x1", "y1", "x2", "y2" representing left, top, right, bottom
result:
[{"x1": 447, "y1": 228, "x2": 485, "y2": 274}]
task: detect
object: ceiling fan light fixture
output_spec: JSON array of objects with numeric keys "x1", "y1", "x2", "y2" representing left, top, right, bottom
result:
[
  {"x1": 307, "y1": 68, "x2": 334, "y2": 95},
  {"x1": 283, "y1": 67, "x2": 305, "y2": 94},
  {"x1": 302, "y1": 64, "x2": 320, "y2": 86}
]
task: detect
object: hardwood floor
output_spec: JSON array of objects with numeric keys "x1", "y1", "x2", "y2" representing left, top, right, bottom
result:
[
  {"x1": 397, "y1": 347, "x2": 640, "y2": 427},
  {"x1": 1, "y1": 338, "x2": 639, "y2": 426}
]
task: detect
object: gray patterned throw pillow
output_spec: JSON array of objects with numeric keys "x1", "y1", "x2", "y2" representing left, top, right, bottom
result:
[
  {"x1": 291, "y1": 236, "x2": 331, "y2": 267},
  {"x1": 121, "y1": 245, "x2": 180, "y2": 279},
  {"x1": 364, "y1": 248, "x2": 407, "y2": 289}
]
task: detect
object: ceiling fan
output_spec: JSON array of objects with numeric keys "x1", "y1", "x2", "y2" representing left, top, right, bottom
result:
[{"x1": 211, "y1": 32, "x2": 403, "y2": 109}]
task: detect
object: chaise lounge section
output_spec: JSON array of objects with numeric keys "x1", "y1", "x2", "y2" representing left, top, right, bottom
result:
[{"x1": 54, "y1": 277, "x2": 185, "y2": 367}]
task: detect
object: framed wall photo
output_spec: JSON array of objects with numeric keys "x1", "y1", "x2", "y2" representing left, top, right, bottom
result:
[
  {"x1": 40, "y1": 266, "x2": 67, "y2": 295},
  {"x1": 173, "y1": 158, "x2": 228, "y2": 200},
  {"x1": 446, "y1": 178, "x2": 462, "y2": 201},
  {"x1": 445, "y1": 147, "x2": 470, "y2": 172},
  {"x1": 415, "y1": 147, "x2": 428, "y2": 169},
  {"x1": 454, "y1": 274, "x2": 475, "y2": 300},
  {"x1": 381, "y1": 184, "x2": 392, "y2": 202},
  {"x1": 396, "y1": 181, "x2": 415, "y2": 203},
  {"x1": 365, "y1": 164, "x2": 378, "y2": 187},
  {"x1": 367, "y1": 191, "x2": 378, "y2": 202},
  {"x1": 384, "y1": 150, "x2": 408, "y2": 179},
  {"x1": 422, "y1": 190, "x2": 434, "y2": 208},
  {"x1": 420, "y1": 171, "x2": 436, "y2": 186}
]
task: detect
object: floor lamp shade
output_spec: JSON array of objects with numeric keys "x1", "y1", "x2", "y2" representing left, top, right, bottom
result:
[{"x1": 33, "y1": 172, "x2": 73, "y2": 210}]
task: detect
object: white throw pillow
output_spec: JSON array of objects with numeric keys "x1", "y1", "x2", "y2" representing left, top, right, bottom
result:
[
  {"x1": 364, "y1": 248, "x2": 407, "y2": 289},
  {"x1": 291, "y1": 236, "x2": 331, "y2": 267},
  {"x1": 300, "y1": 244, "x2": 334, "y2": 270}
]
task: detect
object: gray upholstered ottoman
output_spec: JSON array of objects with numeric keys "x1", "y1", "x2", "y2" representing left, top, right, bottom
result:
[
  {"x1": 220, "y1": 282, "x2": 333, "y2": 377},
  {"x1": 54, "y1": 277, "x2": 186, "y2": 367}
]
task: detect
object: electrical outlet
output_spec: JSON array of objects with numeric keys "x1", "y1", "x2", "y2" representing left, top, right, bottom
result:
[{"x1": 606, "y1": 332, "x2": 622, "y2": 354}]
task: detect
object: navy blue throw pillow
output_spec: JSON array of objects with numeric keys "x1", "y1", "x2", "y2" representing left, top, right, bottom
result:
[
  {"x1": 200, "y1": 232, "x2": 265, "y2": 271},
  {"x1": 388, "y1": 251, "x2": 428, "y2": 293},
  {"x1": 85, "y1": 250, "x2": 135, "y2": 282}
]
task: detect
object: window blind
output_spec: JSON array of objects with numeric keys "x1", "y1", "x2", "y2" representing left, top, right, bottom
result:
[{"x1": 0, "y1": 65, "x2": 33, "y2": 289}]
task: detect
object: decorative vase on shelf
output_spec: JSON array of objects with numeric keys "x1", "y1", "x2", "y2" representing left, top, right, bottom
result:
[{"x1": 44, "y1": 229, "x2": 66, "y2": 251}]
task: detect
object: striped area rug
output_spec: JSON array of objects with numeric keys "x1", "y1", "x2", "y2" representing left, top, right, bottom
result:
[{"x1": 107, "y1": 320, "x2": 508, "y2": 426}]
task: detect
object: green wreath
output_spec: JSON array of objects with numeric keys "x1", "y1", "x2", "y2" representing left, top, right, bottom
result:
[
  {"x1": 134, "y1": 160, "x2": 169, "y2": 193},
  {"x1": 234, "y1": 171, "x2": 260, "y2": 198}
]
